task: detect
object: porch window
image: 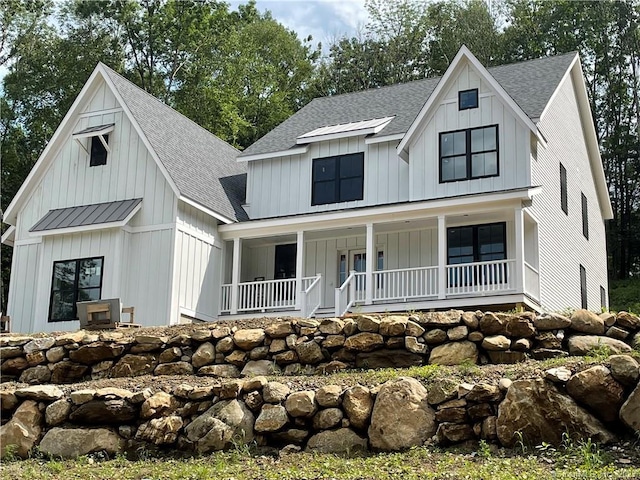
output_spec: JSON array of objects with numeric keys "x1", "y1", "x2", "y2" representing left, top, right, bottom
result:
[
  {"x1": 49, "y1": 257, "x2": 103, "y2": 322},
  {"x1": 90, "y1": 134, "x2": 109, "y2": 166},
  {"x1": 274, "y1": 244, "x2": 296, "y2": 279},
  {"x1": 439, "y1": 125, "x2": 498, "y2": 182},
  {"x1": 312, "y1": 153, "x2": 364, "y2": 205},
  {"x1": 447, "y1": 223, "x2": 506, "y2": 286}
]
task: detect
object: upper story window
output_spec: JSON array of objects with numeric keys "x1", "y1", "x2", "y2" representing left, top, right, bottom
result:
[
  {"x1": 459, "y1": 89, "x2": 479, "y2": 110},
  {"x1": 581, "y1": 192, "x2": 589, "y2": 240},
  {"x1": 312, "y1": 153, "x2": 364, "y2": 205},
  {"x1": 90, "y1": 135, "x2": 109, "y2": 166},
  {"x1": 72, "y1": 123, "x2": 114, "y2": 167},
  {"x1": 439, "y1": 125, "x2": 498, "y2": 183},
  {"x1": 560, "y1": 163, "x2": 568, "y2": 214},
  {"x1": 49, "y1": 257, "x2": 103, "y2": 322}
]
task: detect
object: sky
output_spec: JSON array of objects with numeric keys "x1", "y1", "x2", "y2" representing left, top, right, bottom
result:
[{"x1": 229, "y1": 0, "x2": 370, "y2": 50}]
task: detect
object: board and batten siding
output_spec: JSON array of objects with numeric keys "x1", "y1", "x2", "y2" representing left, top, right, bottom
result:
[
  {"x1": 8, "y1": 78, "x2": 180, "y2": 331},
  {"x1": 245, "y1": 138, "x2": 408, "y2": 219},
  {"x1": 409, "y1": 63, "x2": 531, "y2": 201},
  {"x1": 173, "y1": 202, "x2": 222, "y2": 322},
  {"x1": 529, "y1": 73, "x2": 608, "y2": 311}
]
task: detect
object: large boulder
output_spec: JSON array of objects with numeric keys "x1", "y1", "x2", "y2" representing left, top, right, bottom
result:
[
  {"x1": 496, "y1": 379, "x2": 615, "y2": 446},
  {"x1": 111, "y1": 354, "x2": 158, "y2": 377},
  {"x1": 0, "y1": 400, "x2": 42, "y2": 459},
  {"x1": 135, "y1": 416, "x2": 183, "y2": 445},
  {"x1": 254, "y1": 404, "x2": 289, "y2": 432},
  {"x1": 306, "y1": 428, "x2": 367, "y2": 454},
  {"x1": 429, "y1": 341, "x2": 478, "y2": 365},
  {"x1": 192, "y1": 342, "x2": 216, "y2": 368},
  {"x1": 620, "y1": 383, "x2": 640, "y2": 435},
  {"x1": 616, "y1": 311, "x2": 640, "y2": 330},
  {"x1": 141, "y1": 392, "x2": 179, "y2": 419},
  {"x1": 570, "y1": 310, "x2": 605, "y2": 334},
  {"x1": 295, "y1": 340, "x2": 324, "y2": 364},
  {"x1": 69, "y1": 343, "x2": 125, "y2": 364},
  {"x1": 565, "y1": 366, "x2": 625, "y2": 423},
  {"x1": 263, "y1": 382, "x2": 291, "y2": 403},
  {"x1": 39, "y1": 427, "x2": 123, "y2": 458},
  {"x1": 69, "y1": 399, "x2": 137, "y2": 424},
  {"x1": 344, "y1": 333, "x2": 384, "y2": 352},
  {"x1": 422, "y1": 311, "x2": 461, "y2": 328},
  {"x1": 368, "y1": 377, "x2": 436, "y2": 451},
  {"x1": 316, "y1": 385, "x2": 342, "y2": 407},
  {"x1": 233, "y1": 329, "x2": 266, "y2": 350},
  {"x1": 343, "y1": 385, "x2": 373, "y2": 430},
  {"x1": 567, "y1": 335, "x2": 632, "y2": 355},
  {"x1": 15, "y1": 385, "x2": 64, "y2": 401},
  {"x1": 184, "y1": 399, "x2": 254, "y2": 453},
  {"x1": 608, "y1": 355, "x2": 640, "y2": 386},
  {"x1": 355, "y1": 350, "x2": 422, "y2": 369},
  {"x1": 45, "y1": 399, "x2": 71, "y2": 426},
  {"x1": 379, "y1": 316, "x2": 408, "y2": 336},
  {"x1": 285, "y1": 391, "x2": 317, "y2": 417},
  {"x1": 534, "y1": 313, "x2": 572, "y2": 330}
]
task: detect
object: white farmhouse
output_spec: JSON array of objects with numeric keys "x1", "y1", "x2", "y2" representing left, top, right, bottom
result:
[{"x1": 2, "y1": 47, "x2": 612, "y2": 332}]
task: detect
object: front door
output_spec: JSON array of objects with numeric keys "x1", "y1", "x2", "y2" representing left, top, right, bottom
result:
[
  {"x1": 338, "y1": 250, "x2": 366, "y2": 289},
  {"x1": 274, "y1": 244, "x2": 296, "y2": 279}
]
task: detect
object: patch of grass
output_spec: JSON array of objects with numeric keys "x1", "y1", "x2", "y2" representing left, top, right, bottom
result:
[
  {"x1": 1, "y1": 448, "x2": 637, "y2": 480},
  {"x1": 609, "y1": 277, "x2": 640, "y2": 313},
  {"x1": 585, "y1": 343, "x2": 613, "y2": 362}
]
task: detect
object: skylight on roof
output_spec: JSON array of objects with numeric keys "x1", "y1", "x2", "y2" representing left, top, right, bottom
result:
[{"x1": 297, "y1": 116, "x2": 395, "y2": 144}]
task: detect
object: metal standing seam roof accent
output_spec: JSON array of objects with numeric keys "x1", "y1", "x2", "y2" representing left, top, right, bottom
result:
[
  {"x1": 240, "y1": 52, "x2": 578, "y2": 158},
  {"x1": 297, "y1": 116, "x2": 395, "y2": 139},
  {"x1": 72, "y1": 123, "x2": 115, "y2": 136},
  {"x1": 30, "y1": 198, "x2": 142, "y2": 232}
]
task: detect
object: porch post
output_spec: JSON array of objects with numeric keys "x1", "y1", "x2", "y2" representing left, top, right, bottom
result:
[
  {"x1": 365, "y1": 223, "x2": 374, "y2": 305},
  {"x1": 514, "y1": 206, "x2": 524, "y2": 293},
  {"x1": 295, "y1": 230, "x2": 305, "y2": 310},
  {"x1": 438, "y1": 215, "x2": 446, "y2": 299},
  {"x1": 231, "y1": 237, "x2": 242, "y2": 315}
]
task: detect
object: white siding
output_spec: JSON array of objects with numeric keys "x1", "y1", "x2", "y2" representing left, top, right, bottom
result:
[
  {"x1": 246, "y1": 139, "x2": 408, "y2": 219},
  {"x1": 174, "y1": 202, "x2": 221, "y2": 321},
  {"x1": 8, "y1": 77, "x2": 180, "y2": 332},
  {"x1": 530, "y1": 73, "x2": 609, "y2": 311},
  {"x1": 409, "y1": 63, "x2": 531, "y2": 201}
]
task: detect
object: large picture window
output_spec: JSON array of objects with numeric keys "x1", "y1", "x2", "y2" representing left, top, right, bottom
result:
[
  {"x1": 49, "y1": 257, "x2": 103, "y2": 322},
  {"x1": 447, "y1": 223, "x2": 506, "y2": 265},
  {"x1": 440, "y1": 125, "x2": 498, "y2": 183},
  {"x1": 312, "y1": 153, "x2": 364, "y2": 205}
]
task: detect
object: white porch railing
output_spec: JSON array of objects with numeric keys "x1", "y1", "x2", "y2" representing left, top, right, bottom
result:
[
  {"x1": 301, "y1": 274, "x2": 322, "y2": 318},
  {"x1": 524, "y1": 261, "x2": 540, "y2": 301},
  {"x1": 446, "y1": 259, "x2": 516, "y2": 296},
  {"x1": 335, "y1": 271, "x2": 357, "y2": 317},
  {"x1": 372, "y1": 266, "x2": 438, "y2": 301},
  {"x1": 220, "y1": 275, "x2": 323, "y2": 315}
]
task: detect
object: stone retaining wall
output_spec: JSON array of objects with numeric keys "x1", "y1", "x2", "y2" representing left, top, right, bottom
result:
[
  {"x1": 0, "y1": 356, "x2": 639, "y2": 458},
  {"x1": 1, "y1": 310, "x2": 639, "y2": 385}
]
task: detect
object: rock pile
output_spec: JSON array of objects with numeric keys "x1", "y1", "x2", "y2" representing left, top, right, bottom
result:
[
  {"x1": 2, "y1": 310, "x2": 639, "y2": 386},
  {"x1": 0, "y1": 353, "x2": 639, "y2": 459}
]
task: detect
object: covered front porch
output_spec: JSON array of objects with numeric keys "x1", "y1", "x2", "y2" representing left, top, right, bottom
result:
[{"x1": 218, "y1": 190, "x2": 541, "y2": 318}]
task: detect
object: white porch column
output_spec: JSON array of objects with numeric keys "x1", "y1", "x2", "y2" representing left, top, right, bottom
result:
[
  {"x1": 438, "y1": 215, "x2": 446, "y2": 299},
  {"x1": 295, "y1": 231, "x2": 305, "y2": 310},
  {"x1": 514, "y1": 206, "x2": 524, "y2": 293},
  {"x1": 365, "y1": 223, "x2": 375, "y2": 305},
  {"x1": 231, "y1": 237, "x2": 242, "y2": 315}
]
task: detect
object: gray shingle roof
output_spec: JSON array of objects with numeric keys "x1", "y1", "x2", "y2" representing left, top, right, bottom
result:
[
  {"x1": 30, "y1": 198, "x2": 142, "y2": 232},
  {"x1": 241, "y1": 52, "x2": 577, "y2": 158},
  {"x1": 102, "y1": 65, "x2": 248, "y2": 221}
]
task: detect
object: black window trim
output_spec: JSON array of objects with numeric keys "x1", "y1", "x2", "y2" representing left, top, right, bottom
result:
[
  {"x1": 581, "y1": 192, "x2": 589, "y2": 240},
  {"x1": 439, "y1": 124, "x2": 500, "y2": 184},
  {"x1": 580, "y1": 264, "x2": 587, "y2": 309},
  {"x1": 311, "y1": 152, "x2": 364, "y2": 206},
  {"x1": 90, "y1": 134, "x2": 109, "y2": 167},
  {"x1": 446, "y1": 221, "x2": 507, "y2": 265},
  {"x1": 458, "y1": 88, "x2": 479, "y2": 110},
  {"x1": 48, "y1": 256, "x2": 105, "y2": 322},
  {"x1": 560, "y1": 163, "x2": 568, "y2": 215}
]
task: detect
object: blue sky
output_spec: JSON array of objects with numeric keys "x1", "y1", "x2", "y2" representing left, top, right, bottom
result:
[{"x1": 229, "y1": 0, "x2": 369, "y2": 50}]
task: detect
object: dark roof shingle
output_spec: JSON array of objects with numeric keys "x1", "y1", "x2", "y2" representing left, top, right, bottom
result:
[{"x1": 242, "y1": 52, "x2": 577, "y2": 157}]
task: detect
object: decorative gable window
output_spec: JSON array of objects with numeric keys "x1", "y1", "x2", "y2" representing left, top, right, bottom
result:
[
  {"x1": 72, "y1": 123, "x2": 114, "y2": 167},
  {"x1": 458, "y1": 89, "x2": 479, "y2": 110},
  {"x1": 49, "y1": 257, "x2": 103, "y2": 322},
  {"x1": 312, "y1": 153, "x2": 364, "y2": 205},
  {"x1": 439, "y1": 125, "x2": 498, "y2": 183}
]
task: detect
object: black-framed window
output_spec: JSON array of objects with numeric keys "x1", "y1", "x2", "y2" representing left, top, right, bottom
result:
[
  {"x1": 312, "y1": 153, "x2": 364, "y2": 205},
  {"x1": 274, "y1": 244, "x2": 296, "y2": 279},
  {"x1": 90, "y1": 135, "x2": 109, "y2": 166},
  {"x1": 560, "y1": 163, "x2": 568, "y2": 214},
  {"x1": 49, "y1": 257, "x2": 104, "y2": 322},
  {"x1": 580, "y1": 265, "x2": 587, "y2": 309},
  {"x1": 447, "y1": 223, "x2": 507, "y2": 265},
  {"x1": 459, "y1": 89, "x2": 479, "y2": 110},
  {"x1": 581, "y1": 192, "x2": 589, "y2": 239},
  {"x1": 440, "y1": 125, "x2": 498, "y2": 183}
]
